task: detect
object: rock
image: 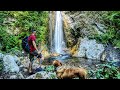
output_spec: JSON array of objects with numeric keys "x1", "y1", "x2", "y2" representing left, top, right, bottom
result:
[
  {"x1": 50, "y1": 53, "x2": 60, "y2": 57},
  {"x1": 9, "y1": 72, "x2": 24, "y2": 79},
  {"x1": 26, "y1": 74, "x2": 36, "y2": 79},
  {"x1": 26, "y1": 71, "x2": 57, "y2": 79},
  {"x1": 10, "y1": 75, "x2": 17, "y2": 79},
  {"x1": 100, "y1": 50, "x2": 107, "y2": 62},
  {"x1": 13, "y1": 55, "x2": 19, "y2": 62},
  {"x1": 23, "y1": 68, "x2": 28, "y2": 72},
  {"x1": 19, "y1": 65, "x2": 25, "y2": 71},
  {"x1": 21, "y1": 57, "x2": 30, "y2": 68},
  {"x1": 105, "y1": 44, "x2": 120, "y2": 62},
  {"x1": 13, "y1": 55, "x2": 21, "y2": 66},
  {"x1": 91, "y1": 22, "x2": 106, "y2": 34},
  {"x1": 78, "y1": 38, "x2": 105, "y2": 60},
  {"x1": 17, "y1": 72, "x2": 25, "y2": 79},
  {"x1": 9, "y1": 49, "x2": 23, "y2": 57},
  {"x1": 3, "y1": 55, "x2": 19, "y2": 73},
  {"x1": 0, "y1": 53, "x2": 4, "y2": 60},
  {"x1": 61, "y1": 11, "x2": 108, "y2": 48}
]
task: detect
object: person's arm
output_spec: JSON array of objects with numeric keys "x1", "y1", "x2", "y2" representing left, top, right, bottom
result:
[{"x1": 32, "y1": 40, "x2": 38, "y2": 52}]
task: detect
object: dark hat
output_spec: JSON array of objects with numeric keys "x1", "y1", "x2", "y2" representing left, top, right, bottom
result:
[{"x1": 31, "y1": 29, "x2": 36, "y2": 33}]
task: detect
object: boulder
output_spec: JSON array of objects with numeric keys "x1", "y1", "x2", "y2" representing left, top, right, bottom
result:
[
  {"x1": 3, "y1": 55, "x2": 19, "y2": 73},
  {"x1": 78, "y1": 38, "x2": 105, "y2": 60},
  {"x1": 106, "y1": 44, "x2": 120, "y2": 62}
]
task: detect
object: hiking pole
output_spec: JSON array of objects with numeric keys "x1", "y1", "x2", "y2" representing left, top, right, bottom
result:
[{"x1": 38, "y1": 45, "x2": 48, "y2": 67}]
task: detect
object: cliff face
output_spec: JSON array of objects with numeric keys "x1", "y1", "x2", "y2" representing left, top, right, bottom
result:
[
  {"x1": 62, "y1": 11, "x2": 107, "y2": 46},
  {"x1": 61, "y1": 11, "x2": 108, "y2": 55}
]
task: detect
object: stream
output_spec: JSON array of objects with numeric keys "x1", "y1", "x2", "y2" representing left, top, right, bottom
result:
[{"x1": 44, "y1": 54, "x2": 102, "y2": 71}]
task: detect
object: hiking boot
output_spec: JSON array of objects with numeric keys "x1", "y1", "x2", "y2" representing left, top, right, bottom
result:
[{"x1": 28, "y1": 71, "x2": 35, "y2": 75}]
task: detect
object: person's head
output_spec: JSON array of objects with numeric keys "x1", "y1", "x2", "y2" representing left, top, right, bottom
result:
[{"x1": 31, "y1": 29, "x2": 36, "y2": 35}]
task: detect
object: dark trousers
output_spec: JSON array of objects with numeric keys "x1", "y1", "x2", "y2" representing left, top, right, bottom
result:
[{"x1": 29, "y1": 50, "x2": 42, "y2": 62}]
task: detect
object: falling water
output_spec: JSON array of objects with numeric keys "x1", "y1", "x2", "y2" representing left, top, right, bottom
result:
[{"x1": 53, "y1": 11, "x2": 66, "y2": 54}]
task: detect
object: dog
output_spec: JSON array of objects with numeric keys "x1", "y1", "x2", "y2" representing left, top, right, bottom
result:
[
  {"x1": 52, "y1": 60, "x2": 62, "y2": 67},
  {"x1": 52, "y1": 60, "x2": 87, "y2": 79},
  {"x1": 56, "y1": 67, "x2": 87, "y2": 79}
]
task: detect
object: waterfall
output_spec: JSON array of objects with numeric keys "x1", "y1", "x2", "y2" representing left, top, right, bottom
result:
[{"x1": 53, "y1": 11, "x2": 66, "y2": 54}]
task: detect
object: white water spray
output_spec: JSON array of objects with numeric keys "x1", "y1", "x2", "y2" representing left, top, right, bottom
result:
[{"x1": 54, "y1": 11, "x2": 66, "y2": 54}]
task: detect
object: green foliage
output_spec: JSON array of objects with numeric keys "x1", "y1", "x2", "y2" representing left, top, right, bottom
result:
[
  {"x1": 35, "y1": 73, "x2": 42, "y2": 79},
  {"x1": 92, "y1": 11, "x2": 120, "y2": 48},
  {"x1": 89, "y1": 62, "x2": 120, "y2": 79},
  {"x1": 88, "y1": 69, "x2": 96, "y2": 78},
  {"x1": 49, "y1": 73, "x2": 57, "y2": 79},
  {"x1": 44, "y1": 65, "x2": 55, "y2": 72},
  {"x1": 0, "y1": 11, "x2": 49, "y2": 52}
]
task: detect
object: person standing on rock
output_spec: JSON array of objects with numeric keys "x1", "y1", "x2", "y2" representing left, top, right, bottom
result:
[{"x1": 28, "y1": 29, "x2": 44, "y2": 74}]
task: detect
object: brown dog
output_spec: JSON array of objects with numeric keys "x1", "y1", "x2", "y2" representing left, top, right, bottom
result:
[
  {"x1": 52, "y1": 60, "x2": 62, "y2": 67},
  {"x1": 56, "y1": 67, "x2": 87, "y2": 79}
]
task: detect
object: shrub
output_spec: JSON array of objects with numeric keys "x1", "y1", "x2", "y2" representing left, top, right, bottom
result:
[{"x1": 89, "y1": 61, "x2": 120, "y2": 79}]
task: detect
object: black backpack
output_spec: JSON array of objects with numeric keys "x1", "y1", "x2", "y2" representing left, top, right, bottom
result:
[{"x1": 22, "y1": 36, "x2": 30, "y2": 53}]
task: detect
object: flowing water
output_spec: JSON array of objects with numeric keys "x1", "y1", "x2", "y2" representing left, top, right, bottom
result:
[{"x1": 53, "y1": 11, "x2": 66, "y2": 54}]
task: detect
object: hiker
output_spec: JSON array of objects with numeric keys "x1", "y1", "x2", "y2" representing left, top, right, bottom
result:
[{"x1": 28, "y1": 29, "x2": 44, "y2": 74}]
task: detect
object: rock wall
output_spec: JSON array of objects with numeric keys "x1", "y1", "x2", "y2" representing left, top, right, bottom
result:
[{"x1": 62, "y1": 11, "x2": 107, "y2": 48}]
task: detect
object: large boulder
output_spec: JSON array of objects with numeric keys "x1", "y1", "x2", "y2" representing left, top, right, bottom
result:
[
  {"x1": 3, "y1": 55, "x2": 19, "y2": 73},
  {"x1": 78, "y1": 38, "x2": 105, "y2": 60}
]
